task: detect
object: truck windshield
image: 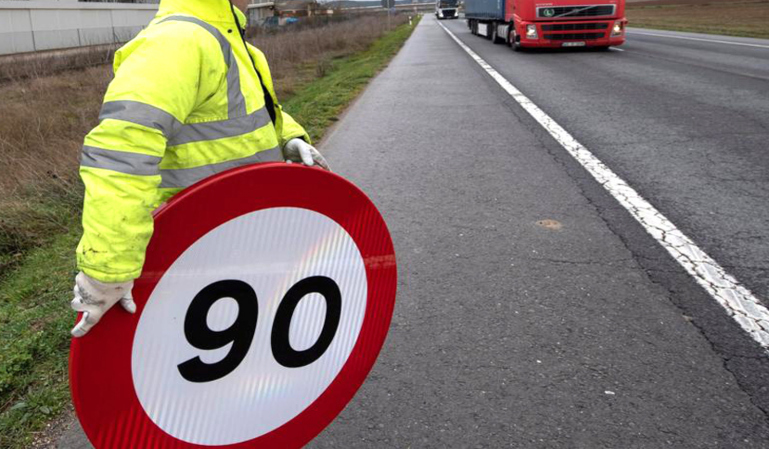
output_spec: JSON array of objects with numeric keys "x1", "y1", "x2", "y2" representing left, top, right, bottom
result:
[{"x1": 439, "y1": 0, "x2": 458, "y2": 6}]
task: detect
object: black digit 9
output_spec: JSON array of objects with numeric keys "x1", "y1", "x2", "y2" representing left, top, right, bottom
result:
[
  {"x1": 177, "y1": 280, "x2": 258, "y2": 383},
  {"x1": 271, "y1": 276, "x2": 342, "y2": 368}
]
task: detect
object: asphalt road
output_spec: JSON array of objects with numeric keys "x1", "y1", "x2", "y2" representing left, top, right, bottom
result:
[{"x1": 60, "y1": 17, "x2": 769, "y2": 448}]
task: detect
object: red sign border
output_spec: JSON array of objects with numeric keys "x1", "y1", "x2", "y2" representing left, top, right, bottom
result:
[{"x1": 69, "y1": 163, "x2": 397, "y2": 448}]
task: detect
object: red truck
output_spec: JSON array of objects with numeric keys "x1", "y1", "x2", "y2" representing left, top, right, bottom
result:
[{"x1": 465, "y1": 0, "x2": 627, "y2": 50}]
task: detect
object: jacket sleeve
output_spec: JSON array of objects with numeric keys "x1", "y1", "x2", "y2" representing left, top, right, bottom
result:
[
  {"x1": 278, "y1": 104, "x2": 312, "y2": 145},
  {"x1": 247, "y1": 43, "x2": 311, "y2": 146},
  {"x1": 77, "y1": 23, "x2": 209, "y2": 283}
]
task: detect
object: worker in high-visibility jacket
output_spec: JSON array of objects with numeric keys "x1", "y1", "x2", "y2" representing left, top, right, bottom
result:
[{"x1": 70, "y1": 0, "x2": 328, "y2": 337}]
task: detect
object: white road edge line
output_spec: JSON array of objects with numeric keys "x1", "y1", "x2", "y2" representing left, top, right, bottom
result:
[
  {"x1": 437, "y1": 21, "x2": 769, "y2": 350},
  {"x1": 628, "y1": 31, "x2": 769, "y2": 49}
]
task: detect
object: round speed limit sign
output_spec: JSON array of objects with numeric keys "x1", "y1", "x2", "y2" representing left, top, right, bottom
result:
[{"x1": 69, "y1": 163, "x2": 397, "y2": 448}]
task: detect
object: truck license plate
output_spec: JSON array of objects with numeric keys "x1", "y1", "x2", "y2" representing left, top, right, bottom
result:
[{"x1": 562, "y1": 41, "x2": 586, "y2": 47}]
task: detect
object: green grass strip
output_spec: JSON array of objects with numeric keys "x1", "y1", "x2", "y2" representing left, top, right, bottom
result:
[
  {"x1": 0, "y1": 230, "x2": 80, "y2": 448},
  {"x1": 0, "y1": 17, "x2": 418, "y2": 449}
]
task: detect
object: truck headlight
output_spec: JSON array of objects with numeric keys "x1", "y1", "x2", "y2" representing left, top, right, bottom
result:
[
  {"x1": 611, "y1": 20, "x2": 624, "y2": 36},
  {"x1": 526, "y1": 24, "x2": 538, "y2": 39}
]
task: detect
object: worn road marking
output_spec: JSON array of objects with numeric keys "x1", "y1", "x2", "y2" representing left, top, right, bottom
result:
[
  {"x1": 438, "y1": 21, "x2": 769, "y2": 350},
  {"x1": 609, "y1": 47, "x2": 625, "y2": 52},
  {"x1": 628, "y1": 31, "x2": 769, "y2": 49}
]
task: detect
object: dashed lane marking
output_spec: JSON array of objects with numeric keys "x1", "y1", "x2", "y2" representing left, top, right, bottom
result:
[
  {"x1": 438, "y1": 21, "x2": 769, "y2": 350},
  {"x1": 609, "y1": 47, "x2": 625, "y2": 52},
  {"x1": 628, "y1": 31, "x2": 769, "y2": 49}
]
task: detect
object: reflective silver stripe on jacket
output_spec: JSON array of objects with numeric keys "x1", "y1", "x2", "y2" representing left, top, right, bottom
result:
[
  {"x1": 81, "y1": 145, "x2": 283, "y2": 187},
  {"x1": 160, "y1": 147, "x2": 282, "y2": 189},
  {"x1": 99, "y1": 100, "x2": 182, "y2": 136},
  {"x1": 168, "y1": 108, "x2": 272, "y2": 146},
  {"x1": 159, "y1": 15, "x2": 247, "y2": 119},
  {"x1": 99, "y1": 99, "x2": 270, "y2": 147},
  {"x1": 81, "y1": 146, "x2": 161, "y2": 176}
]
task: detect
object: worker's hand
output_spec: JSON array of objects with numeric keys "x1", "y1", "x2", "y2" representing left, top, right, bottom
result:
[
  {"x1": 70, "y1": 272, "x2": 136, "y2": 338},
  {"x1": 282, "y1": 138, "x2": 330, "y2": 171}
]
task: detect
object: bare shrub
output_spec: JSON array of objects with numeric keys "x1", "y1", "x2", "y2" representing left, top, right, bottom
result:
[
  {"x1": 0, "y1": 46, "x2": 117, "y2": 83},
  {"x1": 0, "y1": 64, "x2": 111, "y2": 270},
  {"x1": 251, "y1": 13, "x2": 409, "y2": 97},
  {"x1": 315, "y1": 57, "x2": 332, "y2": 78},
  {"x1": 0, "y1": 66, "x2": 111, "y2": 198}
]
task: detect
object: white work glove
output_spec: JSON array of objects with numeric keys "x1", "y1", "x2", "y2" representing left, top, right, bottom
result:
[
  {"x1": 70, "y1": 272, "x2": 136, "y2": 338},
  {"x1": 282, "y1": 138, "x2": 330, "y2": 171}
]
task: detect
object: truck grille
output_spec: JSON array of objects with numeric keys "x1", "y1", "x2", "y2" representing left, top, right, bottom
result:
[
  {"x1": 544, "y1": 32, "x2": 606, "y2": 40},
  {"x1": 542, "y1": 23, "x2": 609, "y2": 31},
  {"x1": 537, "y1": 5, "x2": 615, "y2": 18}
]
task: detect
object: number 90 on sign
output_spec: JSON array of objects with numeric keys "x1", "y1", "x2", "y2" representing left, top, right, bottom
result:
[
  {"x1": 178, "y1": 276, "x2": 342, "y2": 383},
  {"x1": 131, "y1": 207, "x2": 369, "y2": 446}
]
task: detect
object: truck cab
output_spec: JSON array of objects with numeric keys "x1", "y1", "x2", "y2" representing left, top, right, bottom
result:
[
  {"x1": 436, "y1": 0, "x2": 460, "y2": 19},
  {"x1": 466, "y1": 0, "x2": 627, "y2": 50}
]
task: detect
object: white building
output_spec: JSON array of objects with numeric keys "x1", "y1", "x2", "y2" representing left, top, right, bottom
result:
[
  {"x1": 247, "y1": 0, "x2": 276, "y2": 25},
  {"x1": 0, "y1": 0, "x2": 157, "y2": 55}
]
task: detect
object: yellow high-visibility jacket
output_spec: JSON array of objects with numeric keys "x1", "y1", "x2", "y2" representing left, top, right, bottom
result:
[{"x1": 77, "y1": 0, "x2": 309, "y2": 283}]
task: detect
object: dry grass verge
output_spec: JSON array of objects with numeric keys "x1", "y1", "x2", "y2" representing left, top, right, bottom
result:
[
  {"x1": 627, "y1": 0, "x2": 769, "y2": 38},
  {"x1": 0, "y1": 67, "x2": 108, "y2": 278},
  {"x1": 0, "y1": 46, "x2": 117, "y2": 83},
  {"x1": 253, "y1": 14, "x2": 407, "y2": 98}
]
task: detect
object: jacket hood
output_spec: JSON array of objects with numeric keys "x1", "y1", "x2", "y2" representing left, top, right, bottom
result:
[{"x1": 157, "y1": 0, "x2": 247, "y2": 29}]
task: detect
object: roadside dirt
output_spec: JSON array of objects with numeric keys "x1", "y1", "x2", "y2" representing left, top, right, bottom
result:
[
  {"x1": 626, "y1": 0, "x2": 769, "y2": 38},
  {"x1": 29, "y1": 409, "x2": 75, "y2": 449}
]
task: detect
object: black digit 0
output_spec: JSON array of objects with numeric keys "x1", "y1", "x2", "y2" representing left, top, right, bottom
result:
[
  {"x1": 271, "y1": 276, "x2": 342, "y2": 368},
  {"x1": 178, "y1": 280, "x2": 258, "y2": 383}
]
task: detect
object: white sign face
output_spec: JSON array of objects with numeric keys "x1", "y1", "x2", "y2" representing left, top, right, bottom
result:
[{"x1": 131, "y1": 207, "x2": 368, "y2": 446}]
